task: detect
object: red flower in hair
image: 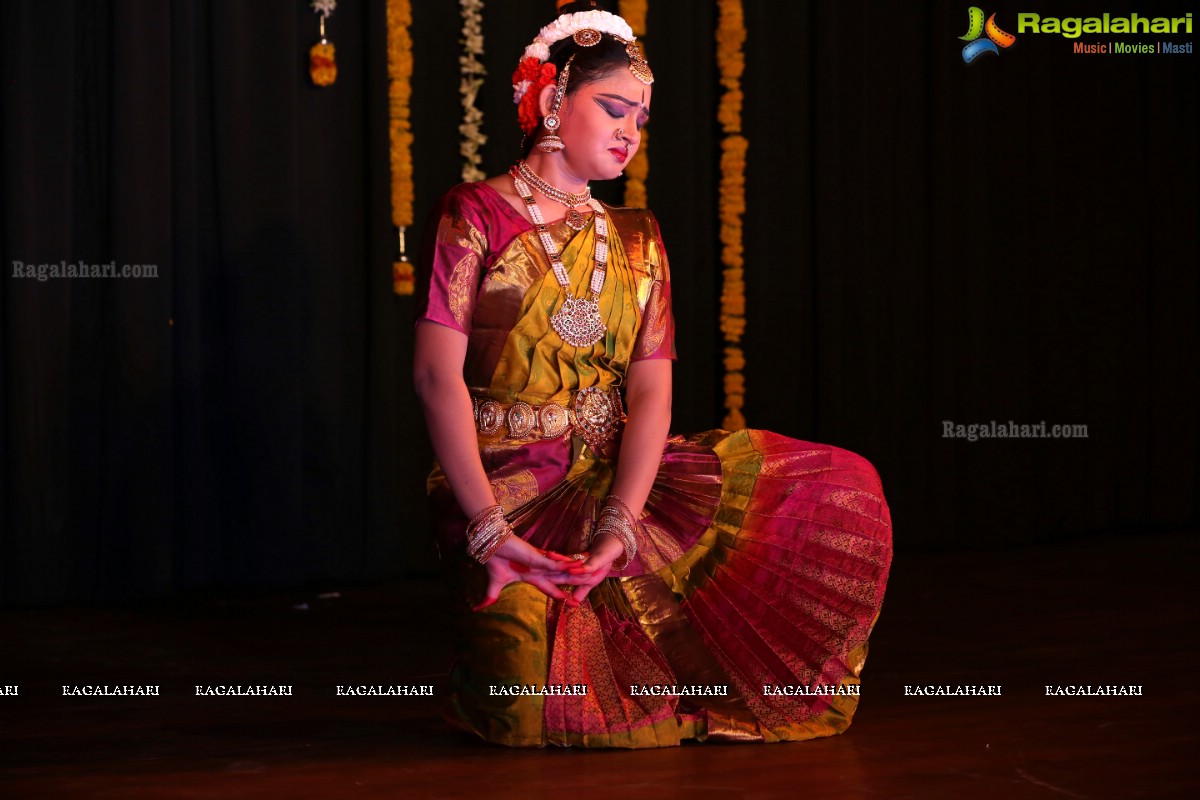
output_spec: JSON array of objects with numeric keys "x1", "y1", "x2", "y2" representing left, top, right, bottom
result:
[{"x1": 513, "y1": 57, "x2": 558, "y2": 135}]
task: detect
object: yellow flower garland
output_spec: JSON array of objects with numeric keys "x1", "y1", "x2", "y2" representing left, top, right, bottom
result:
[
  {"x1": 619, "y1": 0, "x2": 648, "y2": 208},
  {"x1": 387, "y1": 0, "x2": 415, "y2": 295},
  {"x1": 717, "y1": 0, "x2": 747, "y2": 429}
]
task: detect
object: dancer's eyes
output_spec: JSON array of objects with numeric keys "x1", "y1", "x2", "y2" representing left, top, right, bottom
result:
[
  {"x1": 596, "y1": 100, "x2": 623, "y2": 119},
  {"x1": 595, "y1": 97, "x2": 650, "y2": 129}
]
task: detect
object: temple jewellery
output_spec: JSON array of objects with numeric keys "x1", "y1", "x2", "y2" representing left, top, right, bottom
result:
[
  {"x1": 569, "y1": 23, "x2": 654, "y2": 86},
  {"x1": 536, "y1": 55, "x2": 573, "y2": 154},
  {"x1": 513, "y1": 160, "x2": 592, "y2": 232},
  {"x1": 509, "y1": 170, "x2": 609, "y2": 348}
]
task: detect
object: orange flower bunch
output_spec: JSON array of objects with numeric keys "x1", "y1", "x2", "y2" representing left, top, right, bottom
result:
[
  {"x1": 309, "y1": 1, "x2": 338, "y2": 87},
  {"x1": 716, "y1": 0, "x2": 747, "y2": 429},
  {"x1": 387, "y1": 0, "x2": 415, "y2": 294},
  {"x1": 309, "y1": 42, "x2": 337, "y2": 86}
]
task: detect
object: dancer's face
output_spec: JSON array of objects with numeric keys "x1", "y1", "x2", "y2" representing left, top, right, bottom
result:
[{"x1": 553, "y1": 67, "x2": 651, "y2": 182}]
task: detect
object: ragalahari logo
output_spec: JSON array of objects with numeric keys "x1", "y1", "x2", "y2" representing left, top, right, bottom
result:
[{"x1": 960, "y1": 7, "x2": 1017, "y2": 63}]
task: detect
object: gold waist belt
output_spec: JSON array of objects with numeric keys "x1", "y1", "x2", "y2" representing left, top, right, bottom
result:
[{"x1": 472, "y1": 387, "x2": 626, "y2": 449}]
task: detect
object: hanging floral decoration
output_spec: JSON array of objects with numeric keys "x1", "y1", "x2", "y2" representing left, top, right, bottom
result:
[
  {"x1": 618, "y1": 0, "x2": 649, "y2": 208},
  {"x1": 387, "y1": 0, "x2": 415, "y2": 295},
  {"x1": 716, "y1": 0, "x2": 747, "y2": 429},
  {"x1": 459, "y1": 0, "x2": 488, "y2": 182},
  {"x1": 309, "y1": 0, "x2": 338, "y2": 87}
]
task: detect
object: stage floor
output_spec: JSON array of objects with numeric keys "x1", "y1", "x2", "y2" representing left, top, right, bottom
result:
[{"x1": 2, "y1": 533, "x2": 1197, "y2": 799}]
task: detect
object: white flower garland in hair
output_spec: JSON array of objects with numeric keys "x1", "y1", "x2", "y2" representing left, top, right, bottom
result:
[
  {"x1": 521, "y1": 10, "x2": 636, "y2": 64},
  {"x1": 458, "y1": 0, "x2": 487, "y2": 182}
]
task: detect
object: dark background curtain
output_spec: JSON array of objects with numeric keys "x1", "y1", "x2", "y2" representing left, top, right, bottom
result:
[{"x1": 2, "y1": 0, "x2": 1195, "y2": 606}]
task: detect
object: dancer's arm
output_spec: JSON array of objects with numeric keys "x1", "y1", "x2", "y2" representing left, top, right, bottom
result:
[
  {"x1": 571, "y1": 358, "x2": 672, "y2": 600},
  {"x1": 413, "y1": 321, "x2": 590, "y2": 607},
  {"x1": 413, "y1": 321, "x2": 496, "y2": 520},
  {"x1": 609, "y1": 358, "x2": 672, "y2": 517}
]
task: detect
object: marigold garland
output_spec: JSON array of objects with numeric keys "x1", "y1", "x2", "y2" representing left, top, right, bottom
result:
[
  {"x1": 387, "y1": 0, "x2": 415, "y2": 295},
  {"x1": 309, "y1": 42, "x2": 337, "y2": 86},
  {"x1": 619, "y1": 0, "x2": 649, "y2": 208},
  {"x1": 459, "y1": 0, "x2": 487, "y2": 183},
  {"x1": 716, "y1": 0, "x2": 747, "y2": 429}
]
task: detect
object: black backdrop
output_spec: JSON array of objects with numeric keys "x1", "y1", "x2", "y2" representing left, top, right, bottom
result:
[{"x1": 2, "y1": 1, "x2": 1195, "y2": 605}]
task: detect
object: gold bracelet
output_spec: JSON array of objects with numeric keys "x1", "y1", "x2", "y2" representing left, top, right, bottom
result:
[
  {"x1": 466, "y1": 504, "x2": 502, "y2": 531},
  {"x1": 606, "y1": 493, "x2": 639, "y2": 523},
  {"x1": 592, "y1": 497, "x2": 639, "y2": 570},
  {"x1": 465, "y1": 505, "x2": 513, "y2": 564}
]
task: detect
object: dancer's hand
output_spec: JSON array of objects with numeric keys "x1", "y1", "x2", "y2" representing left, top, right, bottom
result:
[
  {"x1": 471, "y1": 536, "x2": 599, "y2": 612},
  {"x1": 561, "y1": 533, "x2": 627, "y2": 604}
]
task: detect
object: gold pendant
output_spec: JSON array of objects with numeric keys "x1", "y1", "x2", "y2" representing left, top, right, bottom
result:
[
  {"x1": 551, "y1": 296, "x2": 605, "y2": 347},
  {"x1": 565, "y1": 209, "x2": 587, "y2": 231}
]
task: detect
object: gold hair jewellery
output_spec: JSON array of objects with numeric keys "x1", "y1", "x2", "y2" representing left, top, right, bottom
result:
[
  {"x1": 573, "y1": 28, "x2": 602, "y2": 47},
  {"x1": 616, "y1": 37, "x2": 654, "y2": 85}
]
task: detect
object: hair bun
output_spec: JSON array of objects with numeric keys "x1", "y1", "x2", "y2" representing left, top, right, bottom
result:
[{"x1": 557, "y1": 1, "x2": 601, "y2": 16}]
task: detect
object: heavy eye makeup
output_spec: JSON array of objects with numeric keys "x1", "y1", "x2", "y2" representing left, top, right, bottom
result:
[{"x1": 595, "y1": 96, "x2": 650, "y2": 129}]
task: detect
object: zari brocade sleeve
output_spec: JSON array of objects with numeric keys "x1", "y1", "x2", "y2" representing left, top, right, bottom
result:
[
  {"x1": 415, "y1": 187, "x2": 489, "y2": 335},
  {"x1": 630, "y1": 214, "x2": 677, "y2": 362}
]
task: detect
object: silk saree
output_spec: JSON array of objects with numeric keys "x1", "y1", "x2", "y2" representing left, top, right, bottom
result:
[{"x1": 416, "y1": 182, "x2": 893, "y2": 748}]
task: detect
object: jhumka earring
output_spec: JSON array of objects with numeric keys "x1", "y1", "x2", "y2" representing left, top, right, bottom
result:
[
  {"x1": 538, "y1": 117, "x2": 564, "y2": 153},
  {"x1": 537, "y1": 56, "x2": 575, "y2": 153}
]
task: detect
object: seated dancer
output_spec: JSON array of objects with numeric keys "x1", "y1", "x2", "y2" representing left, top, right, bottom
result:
[{"x1": 413, "y1": 0, "x2": 893, "y2": 748}]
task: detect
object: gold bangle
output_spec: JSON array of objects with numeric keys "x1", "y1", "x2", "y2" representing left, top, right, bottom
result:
[
  {"x1": 466, "y1": 504, "x2": 503, "y2": 531},
  {"x1": 466, "y1": 505, "x2": 512, "y2": 564},
  {"x1": 605, "y1": 493, "x2": 639, "y2": 524},
  {"x1": 593, "y1": 502, "x2": 638, "y2": 570}
]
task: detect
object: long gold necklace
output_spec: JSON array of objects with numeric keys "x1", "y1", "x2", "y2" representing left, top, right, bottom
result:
[{"x1": 510, "y1": 174, "x2": 608, "y2": 348}]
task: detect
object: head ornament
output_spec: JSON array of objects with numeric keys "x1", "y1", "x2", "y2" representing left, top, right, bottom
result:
[{"x1": 511, "y1": 9, "x2": 653, "y2": 135}]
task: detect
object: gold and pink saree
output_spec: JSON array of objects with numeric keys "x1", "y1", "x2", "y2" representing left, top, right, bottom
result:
[{"x1": 416, "y1": 182, "x2": 892, "y2": 748}]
